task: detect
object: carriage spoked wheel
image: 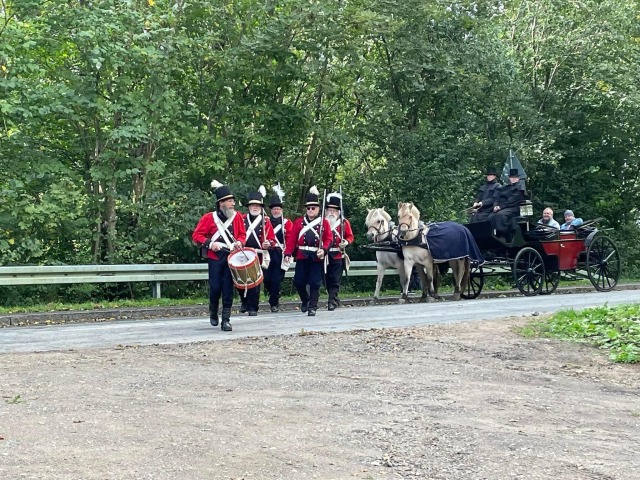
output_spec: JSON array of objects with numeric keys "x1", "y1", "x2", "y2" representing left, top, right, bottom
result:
[
  {"x1": 541, "y1": 270, "x2": 560, "y2": 295},
  {"x1": 586, "y1": 235, "x2": 620, "y2": 292},
  {"x1": 513, "y1": 247, "x2": 545, "y2": 296},
  {"x1": 461, "y1": 265, "x2": 484, "y2": 300}
]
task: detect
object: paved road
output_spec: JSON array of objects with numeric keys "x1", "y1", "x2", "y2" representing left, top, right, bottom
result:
[{"x1": 2, "y1": 289, "x2": 639, "y2": 354}]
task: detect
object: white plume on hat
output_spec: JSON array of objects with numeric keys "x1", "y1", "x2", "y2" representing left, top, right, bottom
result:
[
  {"x1": 309, "y1": 185, "x2": 319, "y2": 195},
  {"x1": 258, "y1": 185, "x2": 266, "y2": 198},
  {"x1": 328, "y1": 191, "x2": 342, "y2": 200},
  {"x1": 272, "y1": 183, "x2": 285, "y2": 200},
  {"x1": 211, "y1": 179, "x2": 223, "y2": 189}
]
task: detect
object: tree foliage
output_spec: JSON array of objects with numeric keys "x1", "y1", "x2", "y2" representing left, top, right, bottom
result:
[{"x1": 1, "y1": 0, "x2": 638, "y2": 280}]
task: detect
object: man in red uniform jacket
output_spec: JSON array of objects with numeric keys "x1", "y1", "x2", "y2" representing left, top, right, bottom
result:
[
  {"x1": 264, "y1": 185, "x2": 293, "y2": 312},
  {"x1": 192, "y1": 180, "x2": 246, "y2": 331},
  {"x1": 324, "y1": 192, "x2": 354, "y2": 310},
  {"x1": 238, "y1": 187, "x2": 276, "y2": 316},
  {"x1": 283, "y1": 186, "x2": 332, "y2": 316}
]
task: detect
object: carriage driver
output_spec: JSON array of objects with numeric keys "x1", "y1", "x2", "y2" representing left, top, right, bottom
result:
[
  {"x1": 470, "y1": 166, "x2": 501, "y2": 222},
  {"x1": 488, "y1": 168, "x2": 525, "y2": 240},
  {"x1": 263, "y1": 185, "x2": 293, "y2": 312},
  {"x1": 283, "y1": 186, "x2": 332, "y2": 316},
  {"x1": 192, "y1": 180, "x2": 246, "y2": 331},
  {"x1": 239, "y1": 186, "x2": 276, "y2": 316},
  {"x1": 324, "y1": 192, "x2": 354, "y2": 310}
]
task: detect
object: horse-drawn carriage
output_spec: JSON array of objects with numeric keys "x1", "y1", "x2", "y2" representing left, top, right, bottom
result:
[
  {"x1": 364, "y1": 202, "x2": 621, "y2": 300},
  {"x1": 462, "y1": 203, "x2": 621, "y2": 298}
]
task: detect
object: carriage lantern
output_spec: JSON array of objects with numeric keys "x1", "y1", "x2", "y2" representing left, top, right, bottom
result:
[{"x1": 519, "y1": 201, "x2": 534, "y2": 217}]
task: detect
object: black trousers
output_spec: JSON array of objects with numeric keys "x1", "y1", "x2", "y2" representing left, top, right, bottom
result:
[
  {"x1": 489, "y1": 207, "x2": 520, "y2": 235},
  {"x1": 293, "y1": 259, "x2": 323, "y2": 309},
  {"x1": 324, "y1": 257, "x2": 343, "y2": 291},
  {"x1": 207, "y1": 253, "x2": 234, "y2": 311},
  {"x1": 263, "y1": 249, "x2": 285, "y2": 307}
]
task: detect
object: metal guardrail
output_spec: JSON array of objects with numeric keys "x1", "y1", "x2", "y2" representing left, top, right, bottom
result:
[{"x1": 0, "y1": 262, "x2": 399, "y2": 298}]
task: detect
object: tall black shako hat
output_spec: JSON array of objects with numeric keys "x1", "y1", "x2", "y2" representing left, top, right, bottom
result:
[
  {"x1": 247, "y1": 185, "x2": 267, "y2": 206},
  {"x1": 485, "y1": 166, "x2": 498, "y2": 176},
  {"x1": 305, "y1": 185, "x2": 320, "y2": 207},
  {"x1": 508, "y1": 168, "x2": 520, "y2": 178},
  {"x1": 269, "y1": 184, "x2": 285, "y2": 208},
  {"x1": 326, "y1": 192, "x2": 342, "y2": 210},
  {"x1": 211, "y1": 179, "x2": 234, "y2": 204}
]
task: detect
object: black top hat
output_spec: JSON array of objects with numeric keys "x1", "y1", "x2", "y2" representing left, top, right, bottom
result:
[
  {"x1": 508, "y1": 168, "x2": 520, "y2": 178},
  {"x1": 269, "y1": 184, "x2": 285, "y2": 208},
  {"x1": 326, "y1": 193, "x2": 342, "y2": 210},
  {"x1": 268, "y1": 194, "x2": 282, "y2": 208},
  {"x1": 211, "y1": 180, "x2": 234, "y2": 203},
  {"x1": 485, "y1": 166, "x2": 498, "y2": 176},
  {"x1": 305, "y1": 186, "x2": 320, "y2": 207},
  {"x1": 247, "y1": 185, "x2": 266, "y2": 206}
]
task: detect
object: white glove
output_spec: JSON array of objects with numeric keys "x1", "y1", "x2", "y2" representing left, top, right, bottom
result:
[
  {"x1": 339, "y1": 240, "x2": 349, "y2": 249},
  {"x1": 209, "y1": 241, "x2": 224, "y2": 251},
  {"x1": 232, "y1": 241, "x2": 243, "y2": 251},
  {"x1": 317, "y1": 249, "x2": 325, "y2": 260},
  {"x1": 261, "y1": 240, "x2": 271, "y2": 249}
]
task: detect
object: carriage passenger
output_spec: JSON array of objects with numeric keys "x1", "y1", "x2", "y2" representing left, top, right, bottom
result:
[
  {"x1": 560, "y1": 210, "x2": 584, "y2": 230},
  {"x1": 537, "y1": 208, "x2": 560, "y2": 229},
  {"x1": 470, "y1": 166, "x2": 501, "y2": 222},
  {"x1": 489, "y1": 168, "x2": 525, "y2": 239}
]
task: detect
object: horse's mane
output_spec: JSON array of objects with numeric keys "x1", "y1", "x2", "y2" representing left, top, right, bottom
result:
[
  {"x1": 366, "y1": 207, "x2": 391, "y2": 225},
  {"x1": 398, "y1": 202, "x2": 420, "y2": 221}
]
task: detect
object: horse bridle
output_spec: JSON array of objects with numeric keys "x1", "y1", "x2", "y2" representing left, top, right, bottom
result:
[{"x1": 367, "y1": 219, "x2": 394, "y2": 242}]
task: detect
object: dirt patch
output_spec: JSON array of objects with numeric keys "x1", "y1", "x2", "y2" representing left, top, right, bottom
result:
[{"x1": 1, "y1": 317, "x2": 638, "y2": 479}]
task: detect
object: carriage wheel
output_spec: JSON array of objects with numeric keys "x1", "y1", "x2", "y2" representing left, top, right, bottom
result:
[
  {"x1": 541, "y1": 270, "x2": 560, "y2": 295},
  {"x1": 461, "y1": 265, "x2": 484, "y2": 300},
  {"x1": 513, "y1": 247, "x2": 545, "y2": 296},
  {"x1": 586, "y1": 235, "x2": 620, "y2": 292}
]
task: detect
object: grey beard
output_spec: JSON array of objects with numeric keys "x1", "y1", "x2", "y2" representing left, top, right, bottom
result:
[
  {"x1": 222, "y1": 207, "x2": 235, "y2": 218},
  {"x1": 271, "y1": 212, "x2": 282, "y2": 219},
  {"x1": 327, "y1": 215, "x2": 339, "y2": 229}
]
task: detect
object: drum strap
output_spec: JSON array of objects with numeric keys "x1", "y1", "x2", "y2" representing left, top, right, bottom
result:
[
  {"x1": 212, "y1": 212, "x2": 235, "y2": 249},
  {"x1": 299, "y1": 218, "x2": 321, "y2": 239},
  {"x1": 245, "y1": 215, "x2": 263, "y2": 246}
]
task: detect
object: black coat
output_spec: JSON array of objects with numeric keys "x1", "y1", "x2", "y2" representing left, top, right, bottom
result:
[
  {"x1": 475, "y1": 180, "x2": 501, "y2": 209},
  {"x1": 493, "y1": 182, "x2": 524, "y2": 210}
]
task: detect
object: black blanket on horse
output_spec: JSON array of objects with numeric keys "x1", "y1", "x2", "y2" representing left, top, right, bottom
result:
[{"x1": 425, "y1": 222, "x2": 484, "y2": 264}]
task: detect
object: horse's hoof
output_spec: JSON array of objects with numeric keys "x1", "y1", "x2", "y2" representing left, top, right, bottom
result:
[
  {"x1": 398, "y1": 298, "x2": 406, "y2": 304},
  {"x1": 452, "y1": 294, "x2": 461, "y2": 301}
]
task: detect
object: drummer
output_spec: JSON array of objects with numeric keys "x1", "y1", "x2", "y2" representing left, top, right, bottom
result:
[
  {"x1": 192, "y1": 180, "x2": 246, "y2": 332},
  {"x1": 239, "y1": 186, "x2": 276, "y2": 316},
  {"x1": 283, "y1": 186, "x2": 332, "y2": 316}
]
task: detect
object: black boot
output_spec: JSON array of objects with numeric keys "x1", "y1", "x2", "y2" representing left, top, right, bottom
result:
[
  {"x1": 327, "y1": 288, "x2": 337, "y2": 311},
  {"x1": 209, "y1": 303, "x2": 219, "y2": 326},
  {"x1": 297, "y1": 286, "x2": 309, "y2": 313},
  {"x1": 308, "y1": 289, "x2": 320, "y2": 316},
  {"x1": 221, "y1": 307, "x2": 232, "y2": 331}
]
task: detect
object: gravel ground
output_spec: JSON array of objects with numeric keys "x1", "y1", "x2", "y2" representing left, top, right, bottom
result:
[{"x1": 1, "y1": 317, "x2": 639, "y2": 480}]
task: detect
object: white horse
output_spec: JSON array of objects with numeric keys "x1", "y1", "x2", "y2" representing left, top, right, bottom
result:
[
  {"x1": 365, "y1": 208, "x2": 409, "y2": 301},
  {"x1": 397, "y1": 202, "x2": 470, "y2": 301}
]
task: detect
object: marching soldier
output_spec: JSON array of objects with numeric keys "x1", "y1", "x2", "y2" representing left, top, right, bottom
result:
[
  {"x1": 283, "y1": 186, "x2": 332, "y2": 316},
  {"x1": 263, "y1": 185, "x2": 293, "y2": 312},
  {"x1": 192, "y1": 180, "x2": 246, "y2": 331},
  {"x1": 324, "y1": 192, "x2": 354, "y2": 310},
  {"x1": 239, "y1": 186, "x2": 276, "y2": 316}
]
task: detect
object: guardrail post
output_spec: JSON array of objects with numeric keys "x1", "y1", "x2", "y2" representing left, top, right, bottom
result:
[{"x1": 151, "y1": 282, "x2": 162, "y2": 299}]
